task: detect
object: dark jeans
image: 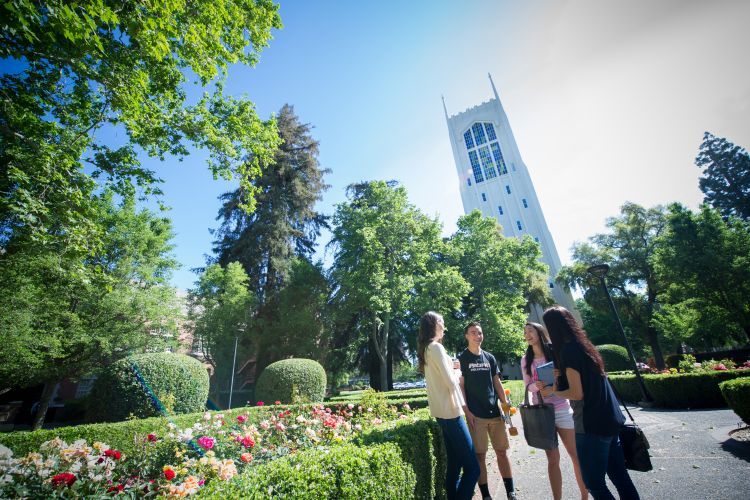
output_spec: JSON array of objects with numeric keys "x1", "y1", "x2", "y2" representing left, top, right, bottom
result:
[
  {"x1": 437, "y1": 416, "x2": 480, "y2": 500},
  {"x1": 575, "y1": 432, "x2": 640, "y2": 500}
]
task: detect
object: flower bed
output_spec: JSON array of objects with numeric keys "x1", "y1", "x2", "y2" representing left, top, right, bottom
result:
[
  {"x1": 608, "y1": 370, "x2": 750, "y2": 407},
  {"x1": 0, "y1": 397, "x2": 415, "y2": 497}
]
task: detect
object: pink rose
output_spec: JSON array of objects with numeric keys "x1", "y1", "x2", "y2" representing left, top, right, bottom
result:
[
  {"x1": 256, "y1": 401, "x2": 265, "y2": 406},
  {"x1": 237, "y1": 415, "x2": 248, "y2": 424},
  {"x1": 197, "y1": 436, "x2": 215, "y2": 450}
]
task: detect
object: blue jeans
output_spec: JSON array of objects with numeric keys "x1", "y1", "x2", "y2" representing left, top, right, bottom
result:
[
  {"x1": 575, "y1": 433, "x2": 640, "y2": 500},
  {"x1": 437, "y1": 416, "x2": 480, "y2": 500}
]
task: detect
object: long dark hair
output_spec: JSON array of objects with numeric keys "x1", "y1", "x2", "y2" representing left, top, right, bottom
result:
[
  {"x1": 542, "y1": 306, "x2": 605, "y2": 376},
  {"x1": 417, "y1": 311, "x2": 442, "y2": 373},
  {"x1": 523, "y1": 322, "x2": 555, "y2": 379}
]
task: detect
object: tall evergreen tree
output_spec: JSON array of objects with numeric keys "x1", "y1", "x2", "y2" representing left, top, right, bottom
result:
[
  {"x1": 210, "y1": 104, "x2": 329, "y2": 376},
  {"x1": 696, "y1": 132, "x2": 750, "y2": 220}
]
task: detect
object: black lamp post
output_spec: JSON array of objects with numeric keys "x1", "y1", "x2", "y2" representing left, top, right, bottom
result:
[{"x1": 587, "y1": 264, "x2": 651, "y2": 403}]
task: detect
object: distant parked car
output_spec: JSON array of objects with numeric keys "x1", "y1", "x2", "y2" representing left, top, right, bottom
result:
[{"x1": 393, "y1": 380, "x2": 426, "y2": 390}]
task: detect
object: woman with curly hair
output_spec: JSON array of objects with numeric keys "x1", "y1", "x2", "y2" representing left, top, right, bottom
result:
[
  {"x1": 418, "y1": 311, "x2": 479, "y2": 500},
  {"x1": 541, "y1": 306, "x2": 639, "y2": 500}
]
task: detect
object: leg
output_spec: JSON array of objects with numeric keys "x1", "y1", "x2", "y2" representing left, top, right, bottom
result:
[
  {"x1": 544, "y1": 447, "x2": 562, "y2": 500},
  {"x1": 476, "y1": 452, "x2": 488, "y2": 486},
  {"x1": 558, "y1": 427, "x2": 588, "y2": 499},
  {"x1": 452, "y1": 416, "x2": 480, "y2": 500},
  {"x1": 487, "y1": 417, "x2": 514, "y2": 498},
  {"x1": 438, "y1": 418, "x2": 460, "y2": 500},
  {"x1": 575, "y1": 433, "x2": 616, "y2": 500},
  {"x1": 605, "y1": 435, "x2": 640, "y2": 500}
]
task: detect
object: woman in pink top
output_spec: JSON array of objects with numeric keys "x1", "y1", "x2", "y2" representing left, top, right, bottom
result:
[{"x1": 521, "y1": 322, "x2": 587, "y2": 500}]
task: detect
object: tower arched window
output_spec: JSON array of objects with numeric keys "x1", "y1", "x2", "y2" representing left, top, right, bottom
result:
[{"x1": 464, "y1": 121, "x2": 507, "y2": 183}]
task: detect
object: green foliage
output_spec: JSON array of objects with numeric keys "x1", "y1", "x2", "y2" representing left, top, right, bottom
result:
[
  {"x1": 0, "y1": 194, "x2": 183, "y2": 428},
  {"x1": 597, "y1": 344, "x2": 631, "y2": 372},
  {"x1": 655, "y1": 204, "x2": 750, "y2": 345},
  {"x1": 608, "y1": 371, "x2": 750, "y2": 407},
  {"x1": 329, "y1": 181, "x2": 468, "y2": 389},
  {"x1": 1, "y1": 0, "x2": 282, "y2": 253},
  {"x1": 355, "y1": 409, "x2": 445, "y2": 500},
  {"x1": 254, "y1": 359, "x2": 327, "y2": 404},
  {"x1": 557, "y1": 202, "x2": 669, "y2": 368},
  {"x1": 719, "y1": 377, "x2": 750, "y2": 423},
  {"x1": 695, "y1": 132, "x2": 750, "y2": 221},
  {"x1": 608, "y1": 374, "x2": 644, "y2": 404},
  {"x1": 189, "y1": 262, "x2": 255, "y2": 385},
  {"x1": 677, "y1": 354, "x2": 698, "y2": 373},
  {"x1": 197, "y1": 443, "x2": 415, "y2": 499},
  {"x1": 441, "y1": 210, "x2": 545, "y2": 360},
  {"x1": 88, "y1": 353, "x2": 209, "y2": 422}
]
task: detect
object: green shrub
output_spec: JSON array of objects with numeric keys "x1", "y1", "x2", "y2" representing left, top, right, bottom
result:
[
  {"x1": 719, "y1": 377, "x2": 750, "y2": 423},
  {"x1": 678, "y1": 354, "x2": 698, "y2": 373},
  {"x1": 254, "y1": 359, "x2": 326, "y2": 404},
  {"x1": 608, "y1": 373, "x2": 644, "y2": 403},
  {"x1": 355, "y1": 409, "x2": 445, "y2": 500},
  {"x1": 87, "y1": 352, "x2": 209, "y2": 422},
  {"x1": 597, "y1": 344, "x2": 631, "y2": 372},
  {"x1": 645, "y1": 370, "x2": 750, "y2": 408},
  {"x1": 197, "y1": 443, "x2": 415, "y2": 499}
]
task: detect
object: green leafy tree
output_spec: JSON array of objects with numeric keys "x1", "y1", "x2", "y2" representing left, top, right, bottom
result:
[
  {"x1": 0, "y1": 193, "x2": 181, "y2": 429},
  {"x1": 1, "y1": 0, "x2": 282, "y2": 255},
  {"x1": 655, "y1": 204, "x2": 750, "y2": 345},
  {"x1": 442, "y1": 210, "x2": 547, "y2": 360},
  {"x1": 696, "y1": 132, "x2": 750, "y2": 220},
  {"x1": 557, "y1": 203, "x2": 668, "y2": 369},
  {"x1": 329, "y1": 181, "x2": 468, "y2": 390},
  {"x1": 189, "y1": 262, "x2": 255, "y2": 389},
  {"x1": 210, "y1": 104, "x2": 329, "y2": 376}
]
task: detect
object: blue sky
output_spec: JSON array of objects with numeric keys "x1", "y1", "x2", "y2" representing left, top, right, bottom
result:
[{"x1": 65, "y1": 1, "x2": 750, "y2": 290}]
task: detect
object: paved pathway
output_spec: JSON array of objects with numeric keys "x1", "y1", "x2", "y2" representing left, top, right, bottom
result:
[{"x1": 476, "y1": 408, "x2": 749, "y2": 500}]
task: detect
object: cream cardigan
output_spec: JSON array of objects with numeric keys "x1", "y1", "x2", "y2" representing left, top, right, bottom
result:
[{"x1": 424, "y1": 341, "x2": 465, "y2": 419}]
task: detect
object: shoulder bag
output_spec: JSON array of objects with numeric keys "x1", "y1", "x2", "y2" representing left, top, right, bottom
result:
[
  {"x1": 519, "y1": 382, "x2": 558, "y2": 450},
  {"x1": 609, "y1": 379, "x2": 653, "y2": 472}
]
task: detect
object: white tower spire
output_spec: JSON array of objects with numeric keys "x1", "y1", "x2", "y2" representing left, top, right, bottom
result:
[{"x1": 443, "y1": 77, "x2": 577, "y2": 322}]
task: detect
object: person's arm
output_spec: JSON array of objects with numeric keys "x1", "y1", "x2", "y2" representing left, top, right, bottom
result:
[
  {"x1": 521, "y1": 356, "x2": 542, "y2": 394},
  {"x1": 492, "y1": 374, "x2": 510, "y2": 411},
  {"x1": 459, "y1": 375, "x2": 475, "y2": 429},
  {"x1": 542, "y1": 367, "x2": 583, "y2": 400}
]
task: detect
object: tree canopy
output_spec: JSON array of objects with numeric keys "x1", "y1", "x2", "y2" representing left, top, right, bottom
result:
[{"x1": 696, "y1": 132, "x2": 750, "y2": 220}]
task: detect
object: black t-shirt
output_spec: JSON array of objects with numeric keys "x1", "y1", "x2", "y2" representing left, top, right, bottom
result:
[
  {"x1": 458, "y1": 349, "x2": 501, "y2": 418},
  {"x1": 561, "y1": 341, "x2": 624, "y2": 436}
]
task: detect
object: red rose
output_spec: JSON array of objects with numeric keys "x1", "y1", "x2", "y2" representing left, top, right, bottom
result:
[
  {"x1": 51, "y1": 472, "x2": 76, "y2": 488},
  {"x1": 163, "y1": 468, "x2": 176, "y2": 481},
  {"x1": 256, "y1": 401, "x2": 264, "y2": 406},
  {"x1": 237, "y1": 415, "x2": 248, "y2": 424},
  {"x1": 147, "y1": 433, "x2": 157, "y2": 442},
  {"x1": 104, "y1": 449, "x2": 122, "y2": 460},
  {"x1": 108, "y1": 484, "x2": 125, "y2": 493}
]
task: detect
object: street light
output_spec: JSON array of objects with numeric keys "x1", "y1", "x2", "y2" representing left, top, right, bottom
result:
[
  {"x1": 587, "y1": 264, "x2": 652, "y2": 403},
  {"x1": 228, "y1": 333, "x2": 240, "y2": 410}
]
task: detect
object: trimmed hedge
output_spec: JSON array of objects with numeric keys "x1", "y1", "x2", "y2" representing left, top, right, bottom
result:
[
  {"x1": 720, "y1": 378, "x2": 750, "y2": 423},
  {"x1": 88, "y1": 352, "x2": 209, "y2": 422},
  {"x1": 355, "y1": 409, "x2": 445, "y2": 499},
  {"x1": 597, "y1": 344, "x2": 631, "y2": 372},
  {"x1": 197, "y1": 443, "x2": 415, "y2": 499},
  {"x1": 608, "y1": 370, "x2": 750, "y2": 407},
  {"x1": 255, "y1": 359, "x2": 326, "y2": 404}
]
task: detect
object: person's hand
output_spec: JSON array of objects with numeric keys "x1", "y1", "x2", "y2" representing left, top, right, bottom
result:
[
  {"x1": 540, "y1": 385, "x2": 554, "y2": 398},
  {"x1": 453, "y1": 359, "x2": 460, "y2": 370},
  {"x1": 534, "y1": 380, "x2": 546, "y2": 391},
  {"x1": 465, "y1": 410, "x2": 476, "y2": 430},
  {"x1": 500, "y1": 401, "x2": 511, "y2": 413},
  {"x1": 553, "y1": 369, "x2": 561, "y2": 378}
]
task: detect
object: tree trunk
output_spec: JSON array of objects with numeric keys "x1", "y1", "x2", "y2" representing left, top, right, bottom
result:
[
  {"x1": 379, "y1": 313, "x2": 390, "y2": 392},
  {"x1": 32, "y1": 381, "x2": 56, "y2": 431},
  {"x1": 744, "y1": 324, "x2": 750, "y2": 344},
  {"x1": 646, "y1": 327, "x2": 665, "y2": 370}
]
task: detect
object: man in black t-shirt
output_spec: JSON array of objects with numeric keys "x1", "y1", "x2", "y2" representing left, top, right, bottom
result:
[{"x1": 458, "y1": 322, "x2": 516, "y2": 500}]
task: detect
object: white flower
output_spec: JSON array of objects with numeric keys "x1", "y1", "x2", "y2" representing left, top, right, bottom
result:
[
  {"x1": 203, "y1": 412, "x2": 212, "y2": 421},
  {"x1": 347, "y1": 403, "x2": 354, "y2": 410},
  {"x1": 178, "y1": 428, "x2": 194, "y2": 442},
  {"x1": 167, "y1": 422, "x2": 177, "y2": 430},
  {"x1": 296, "y1": 415, "x2": 306, "y2": 423}
]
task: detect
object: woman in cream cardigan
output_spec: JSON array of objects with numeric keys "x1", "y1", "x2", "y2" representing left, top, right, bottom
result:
[{"x1": 418, "y1": 311, "x2": 480, "y2": 500}]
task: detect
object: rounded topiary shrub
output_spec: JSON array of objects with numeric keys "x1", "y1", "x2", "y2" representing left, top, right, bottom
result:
[
  {"x1": 719, "y1": 377, "x2": 750, "y2": 423},
  {"x1": 88, "y1": 353, "x2": 209, "y2": 422},
  {"x1": 597, "y1": 344, "x2": 631, "y2": 372},
  {"x1": 254, "y1": 358, "x2": 326, "y2": 404}
]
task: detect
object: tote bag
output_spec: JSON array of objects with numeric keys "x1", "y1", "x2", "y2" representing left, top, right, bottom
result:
[
  {"x1": 519, "y1": 382, "x2": 558, "y2": 450},
  {"x1": 609, "y1": 379, "x2": 653, "y2": 472}
]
